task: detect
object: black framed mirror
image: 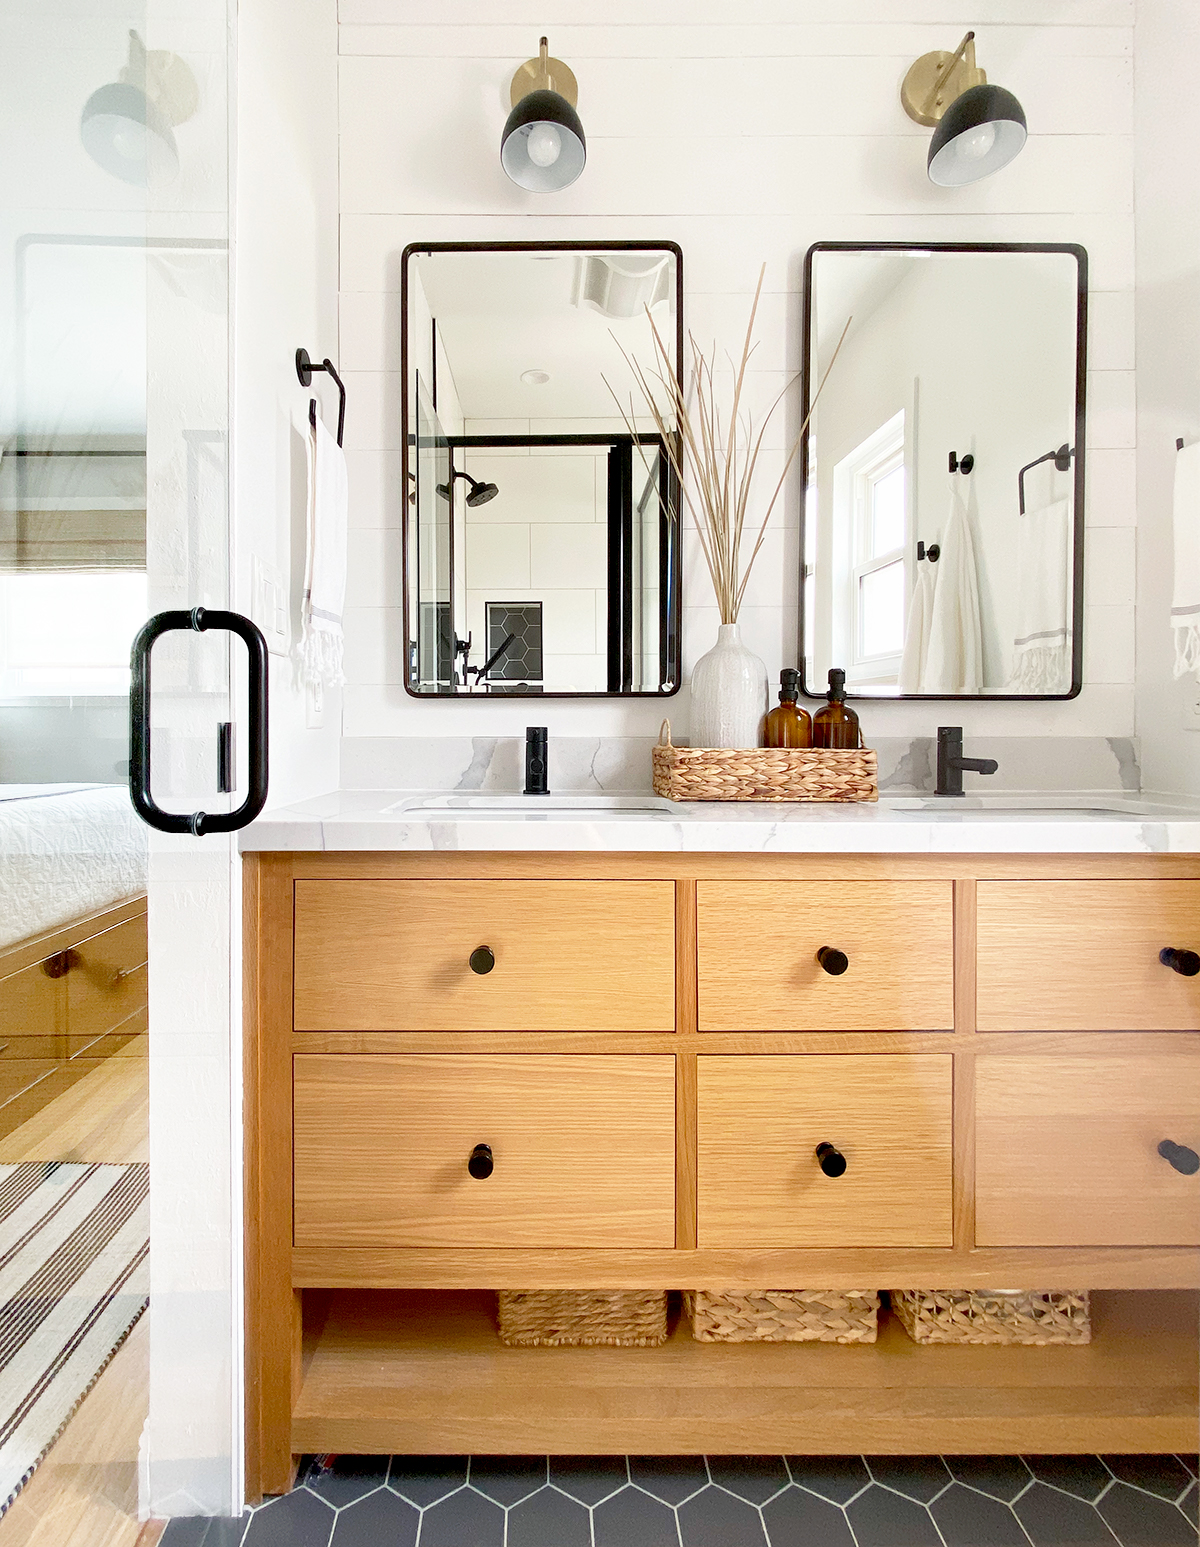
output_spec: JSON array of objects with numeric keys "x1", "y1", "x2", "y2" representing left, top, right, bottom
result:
[
  {"x1": 800, "y1": 242, "x2": 1087, "y2": 700},
  {"x1": 402, "y1": 241, "x2": 683, "y2": 698}
]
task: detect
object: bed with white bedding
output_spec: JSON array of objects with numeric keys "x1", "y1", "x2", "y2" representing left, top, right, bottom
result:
[{"x1": 0, "y1": 785, "x2": 147, "y2": 952}]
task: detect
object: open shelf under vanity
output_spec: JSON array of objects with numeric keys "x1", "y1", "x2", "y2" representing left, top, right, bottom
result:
[{"x1": 293, "y1": 1288, "x2": 1200, "y2": 1458}]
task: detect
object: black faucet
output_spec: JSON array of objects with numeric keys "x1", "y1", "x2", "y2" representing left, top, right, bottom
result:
[
  {"x1": 936, "y1": 726, "x2": 998, "y2": 797},
  {"x1": 524, "y1": 726, "x2": 549, "y2": 795}
]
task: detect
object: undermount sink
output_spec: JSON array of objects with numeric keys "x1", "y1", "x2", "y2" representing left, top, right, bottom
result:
[
  {"x1": 877, "y1": 794, "x2": 1146, "y2": 817},
  {"x1": 387, "y1": 793, "x2": 676, "y2": 817}
]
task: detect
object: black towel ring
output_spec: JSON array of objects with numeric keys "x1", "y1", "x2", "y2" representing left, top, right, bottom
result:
[{"x1": 296, "y1": 348, "x2": 346, "y2": 448}]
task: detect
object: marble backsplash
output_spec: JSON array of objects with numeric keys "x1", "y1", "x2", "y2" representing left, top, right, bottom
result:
[{"x1": 341, "y1": 735, "x2": 1141, "y2": 796}]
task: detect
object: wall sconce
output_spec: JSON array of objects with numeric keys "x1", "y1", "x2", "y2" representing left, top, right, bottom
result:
[
  {"x1": 901, "y1": 31, "x2": 1026, "y2": 187},
  {"x1": 81, "y1": 29, "x2": 199, "y2": 187},
  {"x1": 501, "y1": 37, "x2": 586, "y2": 192}
]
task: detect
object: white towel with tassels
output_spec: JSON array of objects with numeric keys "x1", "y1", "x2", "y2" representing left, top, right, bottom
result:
[
  {"x1": 899, "y1": 553, "x2": 935, "y2": 693},
  {"x1": 1173, "y1": 441, "x2": 1200, "y2": 679},
  {"x1": 301, "y1": 413, "x2": 348, "y2": 687},
  {"x1": 1009, "y1": 497, "x2": 1072, "y2": 693},
  {"x1": 923, "y1": 480, "x2": 983, "y2": 695}
]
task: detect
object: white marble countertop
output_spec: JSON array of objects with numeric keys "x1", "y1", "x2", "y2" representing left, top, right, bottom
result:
[{"x1": 239, "y1": 789, "x2": 1200, "y2": 855}]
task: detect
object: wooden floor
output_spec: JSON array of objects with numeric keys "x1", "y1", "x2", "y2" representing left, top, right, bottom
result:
[
  {"x1": 0, "y1": 1040, "x2": 153, "y2": 1546},
  {"x1": 294, "y1": 1287, "x2": 1200, "y2": 1458}
]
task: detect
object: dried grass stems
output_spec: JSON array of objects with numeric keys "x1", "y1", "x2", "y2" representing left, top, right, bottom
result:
[{"x1": 607, "y1": 264, "x2": 850, "y2": 624}]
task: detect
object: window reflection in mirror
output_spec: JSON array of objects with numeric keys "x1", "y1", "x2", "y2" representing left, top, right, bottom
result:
[
  {"x1": 403, "y1": 244, "x2": 682, "y2": 698},
  {"x1": 801, "y1": 243, "x2": 1086, "y2": 700}
]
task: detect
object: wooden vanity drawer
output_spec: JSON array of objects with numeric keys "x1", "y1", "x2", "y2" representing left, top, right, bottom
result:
[
  {"x1": 696, "y1": 882, "x2": 954, "y2": 1031},
  {"x1": 0, "y1": 956, "x2": 65, "y2": 1045},
  {"x1": 696, "y1": 1055, "x2": 954, "y2": 1246},
  {"x1": 293, "y1": 1053, "x2": 677, "y2": 1247},
  {"x1": 66, "y1": 916, "x2": 148, "y2": 1055},
  {"x1": 293, "y1": 880, "x2": 675, "y2": 1031},
  {"x1": 976, "y1": 881, "x2": 1200, "y2": 1030},
  {"x1": 976, "y1": 1050, "x2": 1200, "y2": 1246}
]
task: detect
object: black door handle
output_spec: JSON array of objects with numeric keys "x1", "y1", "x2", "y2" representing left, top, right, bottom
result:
[
  {"x1": 1159, "y1": 948, "x2": 1200, "y2": 977},
  {"x1": 1158, "y1": 1139, "x2": 1200, "y2": 1175},
  {"x1": 129, "y1": 608, "x2": 269, "y2": 835}
]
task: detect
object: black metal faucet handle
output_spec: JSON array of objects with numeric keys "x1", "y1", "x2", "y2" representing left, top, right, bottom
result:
[
  {"x1": 468, "y1": 1143, "x2": 494, "y2": 1179},
  {"x1": 1158, "y1": 1139, "x2": 1200, "y2": 1175},
  {"x1": 817, "y1": 946, "x2": 849, "y2": 976},
  {"x1": 815, "y1": 1142, "x2": 848, "y2": 1177},
  {"x1": 469, "y1": 945, "x2": 495, "y2": 975},
  {"x1": 1160, "y1": 947, "x2": 1200, "y2": 977},
  {"x1": 525, "y1": 726, "x2": 549, "y2": 795}
]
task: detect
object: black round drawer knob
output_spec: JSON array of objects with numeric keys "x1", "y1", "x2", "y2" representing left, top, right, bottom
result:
[
  {"x1": 468, "y1": 1143, "x2": 494, "y2": 1179},
  {"x1": 1158, "y1": 1139, "x2": 1200, "y2": 1176},
  {"x1": 817, "y1": 946, "x2": 849, "y2": 976},
  {"x1": 1159, "y1": 947, "x2": 1200, "y2": 977},
  {"x1": 815, "y1": 1142, "x2": 847, "y2": 1178},
  {"x1": 469, "y1": 945, "x2": 496, "y2": 975}
]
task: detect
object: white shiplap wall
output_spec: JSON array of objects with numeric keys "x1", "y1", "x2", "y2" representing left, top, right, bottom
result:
[{"x1": 337, "y1": 0, "x2": 1135, "y2": 742}]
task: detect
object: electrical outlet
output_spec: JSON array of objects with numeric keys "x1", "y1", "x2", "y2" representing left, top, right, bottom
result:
[
  {"x1": 1183, "y1": 676, "x2": 1200, "y2": 732},
  {"x1": 251, "y1": 555, "x2": 289, "y2": 656},
  {"x1": 305, "y1": 677, "x2": 325, "y2": 729}
]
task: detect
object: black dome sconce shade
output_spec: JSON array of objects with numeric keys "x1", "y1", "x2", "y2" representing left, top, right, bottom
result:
[
  {"x1": 900, "y1": 31, "x2": 1027, "y2": 187},
  {"x1": 501, "y1": 37, "x2": 586, "y2": 193}
]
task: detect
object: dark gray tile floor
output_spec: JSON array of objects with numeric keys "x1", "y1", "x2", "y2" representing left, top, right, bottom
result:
[{"x1": 160, "y1": 1453, "x2": 1200, "y2": 1546}]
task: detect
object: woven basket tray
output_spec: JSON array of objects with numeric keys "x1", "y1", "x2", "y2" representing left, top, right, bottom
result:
[
  {"x1": 685, "y1": 1290, "x2": 880, "y2": 1344},
  {"x1": 652, "y1": 722, "x2": 878, "y2": 803},
  {"x1": 497, "y1": 1290, "x2": 668, "y2": 1348},
  {"x1": 890, "y1": 1290, "x2": 1091, "y2": 1346}
]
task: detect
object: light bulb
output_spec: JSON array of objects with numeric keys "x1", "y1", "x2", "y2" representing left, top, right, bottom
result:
[
  {"x1": 111, "y1": 119, "x2": 148, "y2": 160},
  {"x1": 526, "y1": 122, "x2": 562, "y2": 168},
  {"x1": 955, "y1": 122, "x2": 997, "y2": 162}
]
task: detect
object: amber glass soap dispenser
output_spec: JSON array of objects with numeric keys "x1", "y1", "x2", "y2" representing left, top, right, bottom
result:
[
  {"x1": 764, "y1": 668, "x2": 812, "y2": 747},
  {"x1": 813, "y1": 667, "x2": 861, "y2": 748}
]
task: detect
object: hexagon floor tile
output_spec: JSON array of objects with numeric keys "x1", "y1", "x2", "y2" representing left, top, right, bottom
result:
[{"x1": 159, "y1": 1452, "x2": 1200, "y2": 1547}]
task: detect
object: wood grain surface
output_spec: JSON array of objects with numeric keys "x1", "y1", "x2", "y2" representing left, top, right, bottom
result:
[
  {"x1": 696, "y1": 1054, "x2": 954, "y2": 1246},
  {"x1": 696, "y1": 881, "x2": 954, "y2": 1030},
  {"x1": 293, "y1": 879, "x2": 676, "y2": 1031},
  {"x1": 977, "y1": 880, "x2": 1200, "y2": 1030},
  {"x1": 976, "y1": 1048, "x2": 1200, "y2": 1245},
  {"x1": 294, "y1": 1054, "x2": 677, "y2": 1248}
]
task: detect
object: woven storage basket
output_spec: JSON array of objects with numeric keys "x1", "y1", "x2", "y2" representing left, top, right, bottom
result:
[
  {"x1": 685, "y1": 1290, "x2": 880, "y2": 1344},
  {"x1": 652, "y1": 722, "x2": 877, "y2": 803},
  {"x1": 497, "y1": 1290, "x2": 668, "y2": 1348},
  {"x1": 890, "y1": 1289, "x2": 1091, "y2": 1346}
]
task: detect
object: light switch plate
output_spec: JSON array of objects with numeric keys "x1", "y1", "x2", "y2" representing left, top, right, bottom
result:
[
  {"x1": 251, "y1": 555, "x2": 289, "y2": 656},
  {"x1": 306, "y1": 677, "x2": 325, "y2": 729}
]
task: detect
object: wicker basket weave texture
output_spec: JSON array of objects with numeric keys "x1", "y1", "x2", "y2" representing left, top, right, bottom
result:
[
  {"x1": 652, "y1": 723, "x2": 878, "y2": 803},
  {"x1": 890, "y1": 1289, "x2": 1091, "y2": 1346},
  {"x1": 686, "y1": 1290, "x2": 880, "y2": 1344},
  {"x1": 497, "y1": 1290, "x2": 668, "y2": 1348}
]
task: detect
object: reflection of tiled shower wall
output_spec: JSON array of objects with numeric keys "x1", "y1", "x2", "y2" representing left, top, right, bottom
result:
[{"x1": 460, "y1": 442, "x2": 608, "y2": 692}]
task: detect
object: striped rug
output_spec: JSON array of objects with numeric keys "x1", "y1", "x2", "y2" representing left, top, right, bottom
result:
[{"x1": 0, "y1": 1161, "x2": 148, "y2": 1514}]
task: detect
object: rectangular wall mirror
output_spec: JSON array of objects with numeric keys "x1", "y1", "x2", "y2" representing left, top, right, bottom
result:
[
  {"x1": 800, "y1": 242, "x2": 1087, "y2": 700},
  {"x1": 402, "y1": 242, "x2": 682, "y2": 697}
]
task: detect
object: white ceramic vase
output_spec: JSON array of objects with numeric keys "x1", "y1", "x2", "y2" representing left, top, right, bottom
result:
[{"x1": 689, "y1": 622, "x2": 768, "y2": 749}]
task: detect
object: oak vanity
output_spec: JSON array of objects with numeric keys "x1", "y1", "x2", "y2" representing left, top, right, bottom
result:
[{"x1": 241, "y1": 800, "x2": 1200, "y2": 1499}]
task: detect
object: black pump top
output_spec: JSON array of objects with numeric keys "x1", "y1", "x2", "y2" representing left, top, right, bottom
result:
[
  {"x1": 827, "y1": 667, "x2": 847, "y2": 703},
  {"x1": 778, "y1": 668, "x2": 800, "y2": 703}
]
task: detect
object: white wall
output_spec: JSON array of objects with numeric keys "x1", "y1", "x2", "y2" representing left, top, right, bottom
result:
[
  {"x1": 337, "y1": 0, "x2": 1135, "y2": 744},
  {"x1": 1134, "y1": 0, "x2": 1200, "y2": 798}
]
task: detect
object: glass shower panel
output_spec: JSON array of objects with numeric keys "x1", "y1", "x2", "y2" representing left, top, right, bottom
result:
[{"x1": 0, "y1": 0, "x2": 238, "y2": 1525}]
